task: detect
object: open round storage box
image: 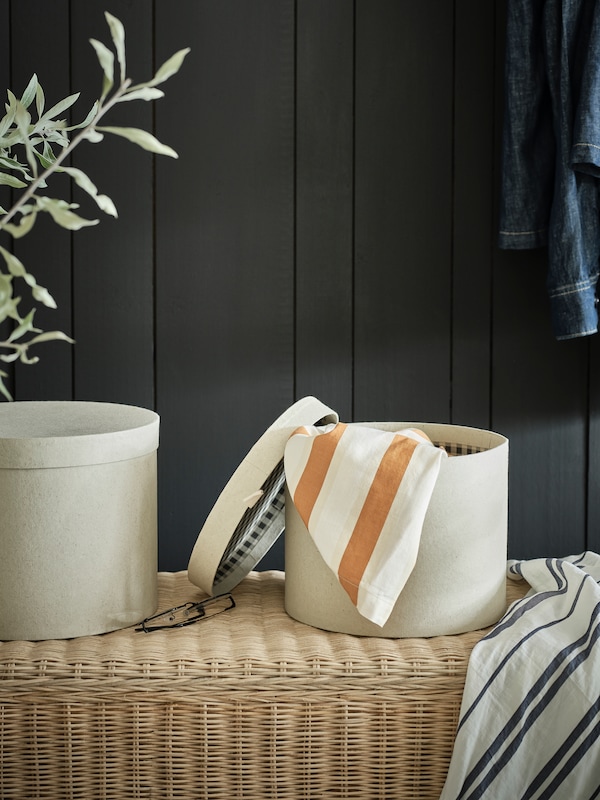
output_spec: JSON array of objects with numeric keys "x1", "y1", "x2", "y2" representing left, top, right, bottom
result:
[
  {"x1": 0, "y1": 401, "x2": 160, "y2": 640},
  {"x1": 188, "y1": 399, "x2": 508, "y2": 639},
  {"x1": 285, "y1": 421, "x2": 508, "y2": 637}
]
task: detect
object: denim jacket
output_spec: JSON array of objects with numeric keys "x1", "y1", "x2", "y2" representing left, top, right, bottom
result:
[{"x1": 499, "y1": 0, "x2": 600, "y2": 340}]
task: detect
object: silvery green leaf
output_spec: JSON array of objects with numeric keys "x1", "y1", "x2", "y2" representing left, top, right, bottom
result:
[
  {"x1": 43, "y1": 118, "x2": 68, "y2": 132},
  {"x1": 42, "y1": 140, "x2": 56, "y2": 158},
  {"x1": 0, "y1": 245, "x2": 26, "y2": 277},
  {"x1": 82, "y1": 128, "x2": 104, "y2": 143},
  {"x1": 0, "y1": 285, "x2": 20, "y2": 327},
  {"x1": 6, "y1": 89, "x2": 18, "y2": 112},
  {"x1": 0, "y1": 155, "x2": 29, "y2": 175},
  {"x1": 20, "y1": 74, "x2": 38, "y2": 110},
  {"x1": 0, "y1": 173, "x2": 27, "y2": 188},
  {"x1": 0, "y1": 272, "x2": 13, "y2": 305},
  {"x1": 42, "y1": 129, "x2": 69, "y2": 149},
  {"x1": 7, "y1": 309, "x2": 37, "y2": 343},
  {"x1": 60, "y1": 165, "x2": 97, "y2": 190},
  {"x1": 0, "y1": 352, "x2": 20, "y2": 363},
  {"x1": 105, "y1": 12, "x2": 126, "y2": 82},
  {"x1": 0, "y1": 154, "x2": 26, "y2": 167},
  {"x1": 38, "y1": 93, "x2": 80, "y2": 126},
  {"x1": 152, "y1": 48, "x2": 190, "y2": 85},
  {"x1": 97, "y1": 125, "x2": 178, "y2": 157},
  {"x1": 0, "y1": 131, "x2": 24, "y2": 149},
  {"x1": 1, "y1": 212, "x2": 37, "y2": 238},
  {"x1": 14, "y1": 101, "x2": 37, "y2": 176},
  {"x1": 34, "y1": 149, "x2": 54, "y2": 170},
  {"x1": 0, "y1": 107, "x2": 15, "y2": 138},
  {"x1": 89, "y1": 38, "x2": 114, "y2": 99},
  {"x1": 130, "y1": 48, "x2": 190, "y2": 90},
  {"x1": 0, "y1": 371, "x2": 13, "y2": 401},
  {"x1": 19, "y1": 351, "x2": 39, "y2": 365},
  {"x1": 35, "y1": 195, "x2": 99, "y2": 230},
  {"x1": 61, "y1": 166, "x2": 118, "y2": 217},
  {"x1": 0, "y1": 302, "x2": 20, "y2": 328},
  {"x1": 31, "y1": 283, "x2": 57, "y2": 308},
  {"x1": 26, "y1": 329, "x2": 74, "y2": 346},
  {"x1": 119, "y1": 87, "x2": 165, "y2": 103},
  {"x1": 95, "y1": 193, "x2": 118, "y2": 217},
  {"x1": 35, "y1": 83, "x2": 45, "y2": 118},
  {"x1": 65, "y1": 101, "x2": 99, "y2": 131},
  {"x1": 14, "y1": 100, "x2": 31, "y2": 133}
]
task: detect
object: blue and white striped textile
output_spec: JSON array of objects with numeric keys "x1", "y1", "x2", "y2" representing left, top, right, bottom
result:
[{"x1": 441, "y1": 552, "x2": 600, "y2": 800}]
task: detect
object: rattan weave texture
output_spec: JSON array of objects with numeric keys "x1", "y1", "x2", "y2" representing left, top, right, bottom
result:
[{"x1": 0, "y1": 570, "x2": 528, "y2": 800}]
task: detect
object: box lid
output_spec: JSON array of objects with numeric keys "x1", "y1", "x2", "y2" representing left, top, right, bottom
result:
[
  {"x1": 0, "y1": 401, "x2": 159, "y2": 469},
  {"x1": 187, "y1": 396, "x2": 338, "y2": 595}
]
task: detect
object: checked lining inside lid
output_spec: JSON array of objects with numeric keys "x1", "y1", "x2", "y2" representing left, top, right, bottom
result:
[{"x1": 213, "y1": 460, "x2": 286, "y2": 591}]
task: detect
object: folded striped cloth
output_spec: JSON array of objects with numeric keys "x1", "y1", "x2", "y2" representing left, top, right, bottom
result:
[
  {"x1": 283, "y1": 422, "x2": 447, "y2": 626},
  {"x1": 441, "y1": 552, "x2": 600, "y2": 799}
]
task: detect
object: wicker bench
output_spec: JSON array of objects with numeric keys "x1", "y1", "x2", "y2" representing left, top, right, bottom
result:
[{"x1": 0, "y1": 570, "x2": 527, "y2": 800}]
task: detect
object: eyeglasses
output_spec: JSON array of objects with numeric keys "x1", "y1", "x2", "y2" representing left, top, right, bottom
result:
[{"x1": 135, "y1": 593, "x2": 235, "y2": 632}]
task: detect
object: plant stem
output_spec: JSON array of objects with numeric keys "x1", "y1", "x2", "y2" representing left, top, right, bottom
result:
[{"x1": 0, "y1": 78, "x2": 132, "y2": 230}]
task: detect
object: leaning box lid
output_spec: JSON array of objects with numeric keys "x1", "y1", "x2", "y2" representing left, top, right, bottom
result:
[{"x1": 187, "y1": 396, "x2": 338, "y2": 595}]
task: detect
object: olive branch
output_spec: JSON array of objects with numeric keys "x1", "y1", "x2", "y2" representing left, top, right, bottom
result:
[{"x1": 0, "y1": 11, "x2": 189, "y2": 400}]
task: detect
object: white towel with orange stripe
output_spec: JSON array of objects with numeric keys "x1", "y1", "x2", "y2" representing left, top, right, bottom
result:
[{"x1": 283, "y1": 422, "x2": 447, "y2": 627}]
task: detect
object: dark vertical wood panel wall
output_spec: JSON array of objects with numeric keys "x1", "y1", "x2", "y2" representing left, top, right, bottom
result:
[
  {"x1": 355, "y1": 0, "x2": 454, "y2": 425},
  {"x1": 154, "y1": 0, "x2": 296, "y2": 569},
  {"x1": 295, "y1": 0, "x2": 354, "y2": 421},
  {"x1": 10, "y1": 1, "x2": 73, "y2": 400},
  {"x1": 452, "y1": 0, "x2": 495, "y2": 429},
  {"x1": 70, "y1": 0, "x2": 156, "y2": 408},
  {"x1": 2, "y1": 1, "x2": 597, "y2": 570}
]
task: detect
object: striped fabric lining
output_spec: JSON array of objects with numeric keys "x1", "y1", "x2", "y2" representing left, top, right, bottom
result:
[
  {"x1": 435, "y1": 440, "x2": 486, "y2": 457},
  {"x1": 441, "y1": 552, "x2": 600, "y2": 799},
  {"x1": 214, "y1": 462, "x2": 286, "y2": 588},
  {"x1": 283, "y1": 422, "x2": 447, "y2": 626}
]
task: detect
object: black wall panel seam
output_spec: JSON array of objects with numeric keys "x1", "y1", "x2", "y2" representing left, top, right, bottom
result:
[
  {"x1": 351, "y1": 0, "x2": 357, "y2": 422},
  {"x1": 449, "y1": 0, "x2": 457, "y2": 425},
  {"x1": 292, "y1": 0, "x2": 298, "y2": 404},
  {"x1": 151, "y1": 0, "x2": 158, "y2": 411}
]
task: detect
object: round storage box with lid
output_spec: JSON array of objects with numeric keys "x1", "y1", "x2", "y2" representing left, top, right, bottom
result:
[
  {"x1": 187, "y1": 399, "x2": 509, "y2": 639},
  {"x1": 0, "y1": 401, "x2": 159, "y2": 641}
]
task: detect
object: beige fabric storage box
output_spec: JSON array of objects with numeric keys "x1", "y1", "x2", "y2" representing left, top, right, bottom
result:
[
  {"x1": 188, "y1": 398, "x2": 508, "y2": 640},
  {"x1": 285, "y1": 422, "x2": 509, "y2": 637},
  {"x1": 0, "y1": 570, "x2": 529, "y2": 800},
  {"x1": 0, "y1": 401, "x2": 159, "y2": 640}
]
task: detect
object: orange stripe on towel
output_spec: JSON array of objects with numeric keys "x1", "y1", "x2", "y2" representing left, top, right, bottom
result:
[
  {"x1": 292, "y1": 422, "x2": 347, "y2": 526},
  {"x1": 337, "y1": 434, "x2": 418, "y2": 604}
]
